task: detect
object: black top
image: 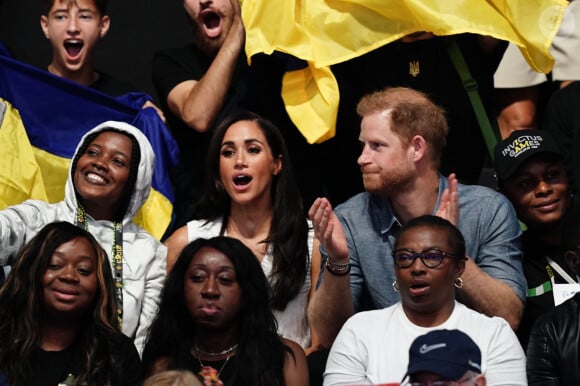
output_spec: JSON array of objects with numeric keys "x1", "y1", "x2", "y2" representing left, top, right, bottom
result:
[
  {"x1": 23, "y1": 334, "x2": 142, "y2": 386},
  {"x1": 527, "y1": 293, "x2": 580, "y2": 385},
  {"x1": 152, "y1": 43, "x2": 251, "y2": 229},
  {"x1": 518, "y1": 231, "x2": 576, "y2": 349},
  {"x1": 90, "y1": 71, "x2": 137, "y2": 97}
]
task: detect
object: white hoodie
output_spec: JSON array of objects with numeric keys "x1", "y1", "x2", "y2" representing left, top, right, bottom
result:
[{"x1": 0, "y1": 121, "x2": 167, "y2": 354}]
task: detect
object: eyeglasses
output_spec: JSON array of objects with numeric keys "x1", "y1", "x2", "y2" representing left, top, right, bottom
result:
[{"x1": 392, "y1": 248, "x2": 464, "y2": 269}]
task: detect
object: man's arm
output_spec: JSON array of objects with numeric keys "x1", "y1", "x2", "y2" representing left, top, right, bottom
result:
[
  {"x1": 307, "y1": 198, "x2": 354, "y2": 349},
  {"x1": 437, "y1": 176, "x2": 525, "y2": 330},
  {"x1": 458, "y1": 259, "x2": 523, "y2": 330},
  {"x1": 167, "y1": 0, "x2": 245, "y2": 133}
]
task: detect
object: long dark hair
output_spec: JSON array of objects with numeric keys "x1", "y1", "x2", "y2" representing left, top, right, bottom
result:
[
  {"x1": 194, "y1": 111, "x2": 309, "y2": 310},
  {"x1": 142, "y1": 237, "x2": 291, "y2": 385},
  {"x1": 72, "y1": 128, "x2": 141, "y2": 222},
  {"x1": 0, "y1": 222, "x2": 123, "y2": 386}
]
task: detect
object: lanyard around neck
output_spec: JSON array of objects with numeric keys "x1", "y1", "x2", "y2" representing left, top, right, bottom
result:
[
  {"x1": 546, "y1": 256, "x2": 577, "y2": 284},
  {"x1": 76, "y1": 205, "x2": 124, "y2": 326}
]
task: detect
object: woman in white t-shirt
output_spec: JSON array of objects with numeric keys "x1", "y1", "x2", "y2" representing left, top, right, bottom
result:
[
  {"x1": 164, "y1": 111, "x2": 320, "y2": 352},
  {"x1": 324, "y1": 215, "x2": 527, "y2": 386}
]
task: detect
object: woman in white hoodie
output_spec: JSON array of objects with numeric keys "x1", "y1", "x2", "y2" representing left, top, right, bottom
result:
[{"x1": 0, "y1": 121, "x2": 166, "y2": 354}]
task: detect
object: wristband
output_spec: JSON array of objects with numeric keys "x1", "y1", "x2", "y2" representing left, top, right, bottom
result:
[{"x1": 325, "y1": 256, "x2": 350, "y2": 276}]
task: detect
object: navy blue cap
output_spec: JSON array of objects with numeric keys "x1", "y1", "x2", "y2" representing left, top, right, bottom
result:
[{"x1": 404, "y1": 329, "x2": 482, "y2": 381}]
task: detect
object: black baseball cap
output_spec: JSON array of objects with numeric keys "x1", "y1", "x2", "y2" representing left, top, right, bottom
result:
[{"x1": 494, "y1": 129, "x2": 562, "y2": 182}]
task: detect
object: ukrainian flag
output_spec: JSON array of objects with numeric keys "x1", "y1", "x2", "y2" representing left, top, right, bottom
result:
[
  {"x1": 0, "y1": 53, "x2": 179, "y2": 240},
  {"x1": 242, "y1": 0, "x2": 569, "y2": 144}
]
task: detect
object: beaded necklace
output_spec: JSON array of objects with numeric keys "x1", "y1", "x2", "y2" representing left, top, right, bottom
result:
[{"x1": 76, "y1": 205, "x2": 124, "y2": 325}]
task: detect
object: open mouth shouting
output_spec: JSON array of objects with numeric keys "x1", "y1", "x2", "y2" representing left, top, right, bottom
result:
[
  {"x1": 64, "y1": 39, "x2": 84, "y2": 60},
  {"x1": 200, "y1": 9, "x2": 223, "y2": 38}
]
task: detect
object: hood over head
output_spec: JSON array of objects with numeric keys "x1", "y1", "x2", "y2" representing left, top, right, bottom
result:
[{"x1": 66, "y1": 121, "x2": 156, "y2": 224}]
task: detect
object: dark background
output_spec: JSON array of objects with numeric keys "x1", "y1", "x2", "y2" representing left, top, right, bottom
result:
[{"x1": 0, "y1": 0, "x2": 194, "y2": 103}]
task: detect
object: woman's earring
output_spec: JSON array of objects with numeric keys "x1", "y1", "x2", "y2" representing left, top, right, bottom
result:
[
  {"x1": 392, "y1": 280, "x2": 400, "y2": 292},
  {"x1": 454, "y1": 277, "x2": 464, "y2": 289}
]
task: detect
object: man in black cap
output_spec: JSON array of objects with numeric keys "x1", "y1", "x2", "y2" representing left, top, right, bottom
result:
[
  {"x1": 403, "y1": 329, "x2": 486, "y2": 386},
  {"x1": 494, "y1": 128, "x2": 576, "y2": 348}
]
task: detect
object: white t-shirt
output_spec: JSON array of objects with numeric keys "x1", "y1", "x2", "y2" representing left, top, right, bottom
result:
[
  {"x1": 187, "y1": 218, "x2": 313, "y2": 348},
  {"x1": 324, "y1": 302, "x2": 526, "y2": 386}
]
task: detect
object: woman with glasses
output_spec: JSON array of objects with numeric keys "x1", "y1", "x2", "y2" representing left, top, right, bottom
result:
[{"x1": 323, "y1": 215, "x2": 526, "y2": 386}]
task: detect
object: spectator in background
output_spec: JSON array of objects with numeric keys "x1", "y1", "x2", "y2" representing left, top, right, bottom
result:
[
  {"x1": 308, "y1": 87, "x2": 525, "y2": 350},
  {"x1": 494, "y1": 129, "x2": 576, "y2": 347},
  {"x1": 152, "y1": 0, "x2": 252, "y2": 230},
  {"x1": 526, "y1": 203, "x2": 580, "y2": 385},
  {"x1": 402, "y1": 329, "x2": 487, "y2": 386},
  {"x1": 0, "y1": 222, "x2": 142, "y2": 386},
  {"x1": 493, "y1": 1, "x2": 580, "y2": 138},
  {"x1": 543, "y1": 80, "x2": 580, "y2": 194},
  {"x1": 40, "y1": 0, "x2": 164, "y2": 118}
]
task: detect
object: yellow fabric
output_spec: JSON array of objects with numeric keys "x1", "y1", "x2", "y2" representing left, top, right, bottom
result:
[
  {"x1": 133, "y1": 189, "x2": 174, "y2": 240},
  {"x1": 32, "y1": 147, "x2": 70, "y2": 203},
  {"x1": 0, "y1": 100, "x2": 48, "y2": 208},
  {"x1": 282, "y1": 65, "x2": 340, "y2": 143},
  {"x1": 242, "y1": 0, "x2": 568, "y2": 143},
  {"x1": 0, "y1": 99, "x2": 170, "y2": 239}
]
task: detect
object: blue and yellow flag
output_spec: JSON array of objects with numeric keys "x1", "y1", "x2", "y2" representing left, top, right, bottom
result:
[
  {"x1": 242, "y1": 0, "x2": 569, "y2": 144},
  {"x1": 0, "y1": 53, "x2": 179, "y2": 239}
]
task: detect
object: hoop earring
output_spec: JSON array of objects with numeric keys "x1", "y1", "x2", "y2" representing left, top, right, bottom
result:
[
  {"x1": 454, "y1": 277, "x2": 464, "y2": 289},
  {"x1": 392, "y1": 280, "x2": 400, "y2": 292}
]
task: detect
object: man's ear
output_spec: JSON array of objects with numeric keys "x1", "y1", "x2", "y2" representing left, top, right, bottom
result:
[
  {"x1": 99, "y1": 15, "x2": 110, "y2": 38},
  {"x1": 474, "y1": 374, "x2": 487, "y2": 386},
  {"x1": 410, "y1": 135, "x2": 427, "y2": 162},
  {"x1": 40, "y1": 15, "x2": 50, "y2": 39},
  {"x1": 565, "y1": 250, "x2": 580, "y2": 276}
]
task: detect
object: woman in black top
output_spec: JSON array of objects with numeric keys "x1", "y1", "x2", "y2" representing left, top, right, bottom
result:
[
  {"x1": 0, "y1": 222, "x2": 142, "y2": 386},
  {"x1": 142, "y1": 236, "x2": 308, "y2": 386}
]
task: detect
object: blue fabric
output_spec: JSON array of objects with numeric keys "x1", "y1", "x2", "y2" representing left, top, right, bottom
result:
[
  {"x1": 321, "y1": 175, "x2": 527, "y2": 311},
  {"x1": 0, "y1": 53, "x2": 179, "y2": 202},
  {"x1": 0, "y1": 371, "x2": 9, "y2": 386}
]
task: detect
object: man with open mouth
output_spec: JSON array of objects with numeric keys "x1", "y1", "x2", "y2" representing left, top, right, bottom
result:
[{"x1": 152, "y1": 0, "x2": 276, "y2": 235}]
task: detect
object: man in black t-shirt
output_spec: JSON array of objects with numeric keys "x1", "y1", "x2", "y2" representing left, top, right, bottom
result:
[{"x1": 152, "y1": 0, "x2": 249, "y2": 233}]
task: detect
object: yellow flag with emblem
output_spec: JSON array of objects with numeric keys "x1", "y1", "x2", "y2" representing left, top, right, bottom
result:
[{"x1": 242, "y1": 0, "x2": 568, "y2": 144}]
